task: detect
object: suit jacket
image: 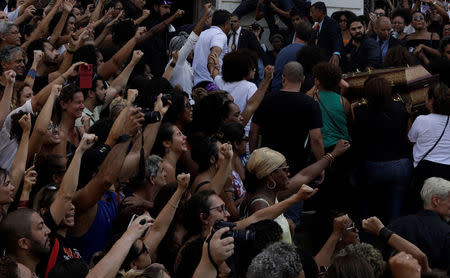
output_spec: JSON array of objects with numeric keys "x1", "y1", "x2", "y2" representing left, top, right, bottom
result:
[
  {"x1": 314, "y1": 16, "x2": 344, "y2": 60},
  {"x1": 230, "y1": 28, "x2": 271, "y2": 66},
  {"x1": 368, "y1": 31, "x2": 402, "y2": 50}
]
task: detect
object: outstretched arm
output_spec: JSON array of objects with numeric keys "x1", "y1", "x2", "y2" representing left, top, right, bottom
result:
[
  {"x1": 97, "y1": 27, "x2": 145, "y2": 80},
  {"x1": 0, "y1": 70, "x2": 16, "y2": 130},
  {"x1": 50, "y1": 134, "x2": 96, "y2": 225},
  {"x1": 73, "y1": 107, "x2": 144, "y2": 212},
  {"x1": 144, "y1": 174, "x2": 189, "y2": 259},
  {"x1": 363, "y1": 217, "x2": 430, "y2": 272},
  {"x1": 279, "y1": 140, "x2": 350, "y2": 200},
  {"x1": 197, "y1": 143, "x2": 233, "y2": 195},
  {"x1": 27, "y1": 85, "x2": 61, "y2": 164},
  {"x1": 87, "y1": 215, "x2": 152, "y2": 278},
  {"x1": 241, "y1": 66, "x2": 274, "y2": 126},
  {"x1": 7, "y1": 114, "x2": 31, "y2": 211},
  {"x1": 235, "y1": 184, "x2": 318, "y2": 230}
]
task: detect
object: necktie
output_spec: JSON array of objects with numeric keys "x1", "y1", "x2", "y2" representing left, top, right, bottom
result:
[{"x1": 231, "y1": 32, "x2": 236, "y2": 51}]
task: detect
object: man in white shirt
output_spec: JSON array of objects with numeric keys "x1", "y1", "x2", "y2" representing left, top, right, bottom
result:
[{"x1": 192, "y1": 9, "x2": 231, "y2": 87}]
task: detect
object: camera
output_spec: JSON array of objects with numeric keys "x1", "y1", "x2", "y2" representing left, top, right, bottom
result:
[
  {"x1": 161, "y1": 93, "x2": 172, "y2": 106},
  {"x1": 141, "y1": 108, "x2": 161, "y2": 125},
  {"x1": 211, "y1": 220, "x2": 255, "y2": 242}
]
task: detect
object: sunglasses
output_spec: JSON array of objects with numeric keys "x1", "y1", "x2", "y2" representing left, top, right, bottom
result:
[
  {"x1": 242, "y1": 136, "x2": 249, "y2": 142},
  {"x1": 413, "y1": 16, "x2": 424, "y2": 21}
]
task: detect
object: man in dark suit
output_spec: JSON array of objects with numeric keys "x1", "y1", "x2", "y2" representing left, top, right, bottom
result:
[
  {"x1": 369, "y1": 16, "x2": 401, "y2": 61},
  {"x1": 310, "y1": 1, "x2": 343, "y2": 66},
  {"x1": 228, "y1": 14, "x2": 270, "y2": 65}
]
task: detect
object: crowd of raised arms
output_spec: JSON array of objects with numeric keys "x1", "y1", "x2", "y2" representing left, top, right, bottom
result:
[{"x1": 0, "y1": 0, "x2": 449, "y2": 277}]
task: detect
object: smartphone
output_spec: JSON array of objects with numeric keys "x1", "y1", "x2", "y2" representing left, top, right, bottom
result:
[{"x1": 78, "y1": 64, "x2": 93, "y2": 89}]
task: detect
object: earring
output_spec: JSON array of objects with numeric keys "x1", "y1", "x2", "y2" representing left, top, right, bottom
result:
[{"x1": 267, "y1": 180, "x2": 276, "y2": 190}]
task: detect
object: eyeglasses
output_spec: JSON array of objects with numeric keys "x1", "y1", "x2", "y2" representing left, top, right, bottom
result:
[
  {"x1": 209, "y1": 204, "x2": 228, "y2": 214},
  {"x1": 276, "y1": 165, "x2": 289, "y2": 173},
  {"x1": 413, "y1": 16, "x2": 424, "y2": 21},
  {"x1": 346, "y1": 222, "x2": 357, "y2": 232},
  {"x1": 375, "y1": 12, "x2": 385, "y2": 17}
]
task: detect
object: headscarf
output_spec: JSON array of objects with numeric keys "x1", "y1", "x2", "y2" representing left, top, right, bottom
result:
[
  {"x1": 169, "y1": 31, "x2": 189, "y2": 53},
  {"x1": 247, "y1": 147, "x2": 286, "y2": 180}
]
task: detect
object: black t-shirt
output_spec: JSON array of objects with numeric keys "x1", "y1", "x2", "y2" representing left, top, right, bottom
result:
[
  {"x1": 253, "y1": 90, "x2": 322, "y2": 173},
  {"x1": 353, "y1": 101, "x2": 410, "y2": 161},
  {"x1": 36, "y1": 210, "x2": 82, "y2": 277},
  {"x1": 33, "y1": 75, "x2": 49, "y2": 95}
]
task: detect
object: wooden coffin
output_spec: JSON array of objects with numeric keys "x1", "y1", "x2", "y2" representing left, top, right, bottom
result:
[{"x1": 343, "y1": 65, "x2": 438, "y2": 107}]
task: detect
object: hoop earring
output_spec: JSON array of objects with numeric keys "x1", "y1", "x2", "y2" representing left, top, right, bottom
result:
[{"x1": 267, "y1": 180, "x2": 276, "y2": 190}]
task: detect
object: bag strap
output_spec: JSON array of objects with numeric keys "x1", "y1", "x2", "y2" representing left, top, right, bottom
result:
[
  {"x1": 45, "y1": 237, "x2": 60, "y2": 278},
  {"x1": 314, "y1": 92, "x2": 347, "y2": 137},
  {"x1": 418, "y1": 115, "x2": 449, "y2": 164}
]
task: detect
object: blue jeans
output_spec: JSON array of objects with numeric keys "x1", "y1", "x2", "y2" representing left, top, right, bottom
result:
[{"x1": 361, "y1": 158, "x2": 412, "y2": 224}]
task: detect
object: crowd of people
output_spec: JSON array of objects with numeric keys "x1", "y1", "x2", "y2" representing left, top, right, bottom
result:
[{"x1": 0, "y1": 0, "x2": 449, "y2": 277}]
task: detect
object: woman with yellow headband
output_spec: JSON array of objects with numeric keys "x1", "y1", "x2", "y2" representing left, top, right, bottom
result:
[{"x1": 241, "y1": 139, "x2": 350, "y2": 243}]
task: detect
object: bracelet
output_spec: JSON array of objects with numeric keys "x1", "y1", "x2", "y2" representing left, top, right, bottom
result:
[
  {"x1": 116, "y1": 134, "x2": 132, "y2": 144},
  {"x1": 66, "y1": 46, "x2": 76, "y2": 53},
  {"x1": 168, "y1": 201, "x2": 178, "y2": 209},
  {"x1": 170, "y1": 62, "x2": 176, "y2": 68},
  {"x1": 323, "y1": 153, "x2": 335, "y2": 164},
  {"x1": 27, "y1": 68, "x2": 37, "y2": 79},
  {"x1": 378, "y1": 227, "x2": 394, "y2": 243}
]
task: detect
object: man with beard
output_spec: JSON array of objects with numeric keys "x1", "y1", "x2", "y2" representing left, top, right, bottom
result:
[
  {"x1": 25, "y1": 39, "x2": 60, "y2": 94},
  {"x1": 75, "y1": 50, "x2": 143, "y2": 129},
  {"x1": 142, "y1": 0, "x2": 179, "y2": 77},
  {"x1": 0, "y1": 208, "x2": 51, "y2": 276},
  {"x1": 343, "y1": 17, "x2": 382, "y2": 73},
  {"x1": 77, "y1": 76, "x2": 107, "y2": 129}
]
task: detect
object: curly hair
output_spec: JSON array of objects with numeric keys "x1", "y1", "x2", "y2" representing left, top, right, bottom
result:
[
  {"x1": 247, "y1": 242, "x2": 302, "y2": 278},
  {"x1": 312, "y1": 62, "x2": 342, "y2": 91},
  {"x1": 336, "y1": 243, "x2": 386, "y2": 278},
  {"x1": 222, "y1": 50, "x2": 257, "y2": 83},
  {"x1": 391, "y1": 8, "x2": 412, "y2": 25}
]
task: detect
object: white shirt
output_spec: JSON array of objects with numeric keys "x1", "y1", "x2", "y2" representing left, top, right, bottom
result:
[
  {"x1": 165, "y1": 32, "x2": 199, "y2": 101},
  {"x1": 408, "y1": 114, "x2": 450, "y2": 167},
  {"x1": 75, "y1": 106, "x2": 102, "y2": 128},
  {"x1": 0, "y1": 99, "x2": 34, "y2": 171},
  {"x1": 4, "y1": 6, "x2": 20, "y2": 21},
  {"x1": 214, "y1": 75, "x2": 257, "y2": 135},
  {"x1": 228, "y1": 26, "x2": 242, "y2": 52},
  {"x1": 193, "y1": 26, "x2": 228, "y2": 86}
]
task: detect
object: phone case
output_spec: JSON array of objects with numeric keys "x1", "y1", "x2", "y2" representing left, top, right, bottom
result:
[{"x1": 79, "y1": 64, "x2": 93, "y2": 89}]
